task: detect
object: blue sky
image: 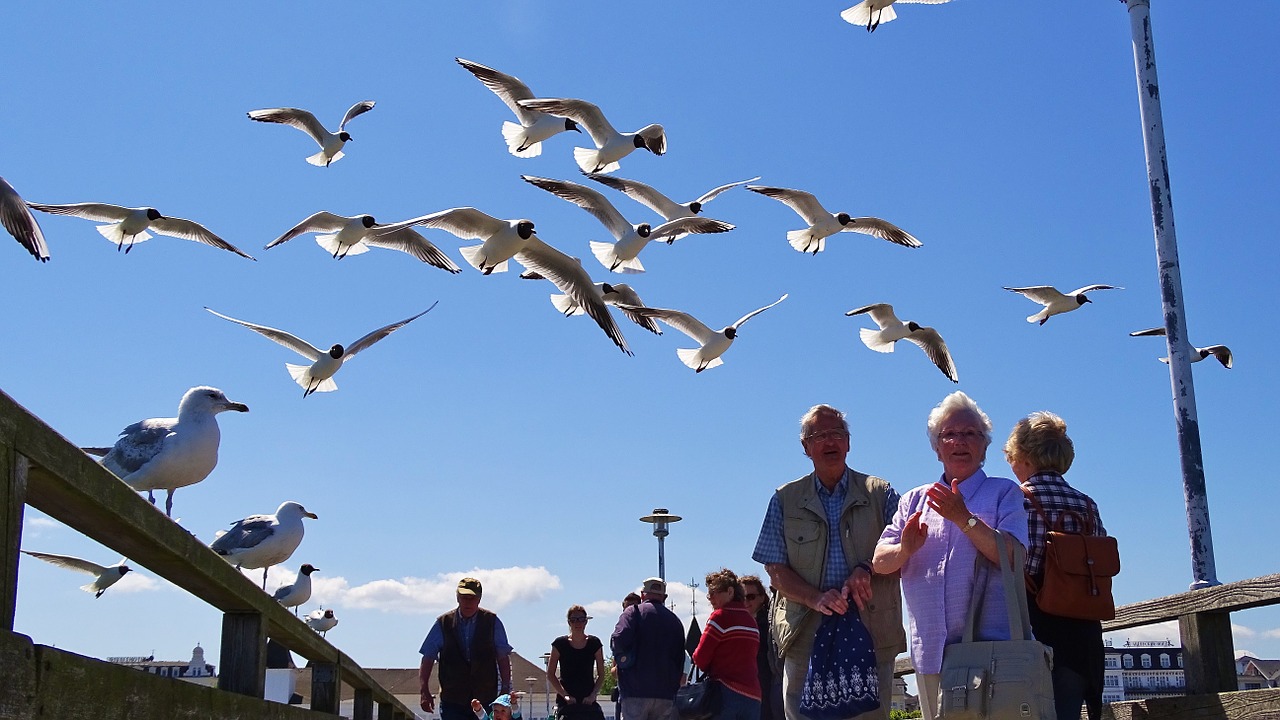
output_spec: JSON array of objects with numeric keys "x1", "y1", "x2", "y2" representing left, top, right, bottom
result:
[{"x1": 5, "y1": 0, "x2": 1278, "y2": 687}]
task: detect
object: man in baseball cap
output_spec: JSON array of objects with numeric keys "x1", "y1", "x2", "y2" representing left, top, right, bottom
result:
[
  {"x1": 611, "y1": 577, "x2": 686, "y2": 720},
  {"x1": 419, "y1": 577, "x2": 514, "y2": 719}
]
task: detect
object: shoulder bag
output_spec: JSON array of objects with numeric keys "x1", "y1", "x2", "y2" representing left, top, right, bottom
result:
[
  {"x1": 675, "y1": 667, "x2": 720, "y2": 720},
  {"x1": 939, "y1": 531, "x2": 1055, "y2": 719},
  {"x1": 1023, "y1": 488, "x2": 1120, "y2": 621}
]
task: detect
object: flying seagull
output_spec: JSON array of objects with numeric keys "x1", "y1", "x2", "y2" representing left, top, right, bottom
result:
[
  {"x1": 26, "y1": 201, "x2": 254, "y2": 259},
  {"x1": 370, "y1": 207, "x2": 539, "y2": 275},
  {"x1": 841, "y1": 0, "x2": 953, "y2": 32},
  {"x1": 1, "y1": 176, "x2": 49, "y2": 262},
  {"x1": 83, "y1": 386, "x2": 249, "y2": 517},
  {"x1": 517, "y1": 97, "x2": 665, "y2": 174},
  {"x1": 1004, "y1": 284, "x2": 1122, "y2": 325},
  {"x1": 519, "y1": 270, "x2": 662, "y2": 336},
  {"x1": 585, "y1": 173, "x2": 758, "y2": 243},
  {"x1": 845, "y1": 303, "x2": 958, "y2": 382},
  {"x1": 21, "y1": 550, "x2": 132, "y2": 598},
  {"x1": 512, "y1": 238, "x2": 635, "y2": 355},
  {"x1": 263, "y1": 211, "x2": 460, "y2": 270},
  {"x1": 247, "y1": 101, "x2": 375, "y2": 166},
  {"x1": 273, "y1": 563, "x2": 318, "y2": 614},
  {"x1": 211, "y1": 501, "x2": 317, "y2": 589},
  {"x1": 1129, "y1": 327, "x2": 1233, "y2": 369},
  {"x1": 456, "y1": 58, "x2": 580, "y2": 158},
  {"x1": 618, "y1": 294, "x2": 788, "y2": 372},
  {"x1": 205, "y1": 304, "x2": 437, "y2": 397},
  {"x1": 746, "y1": 185, "x2": 921, "y2": 254},
  {"x1": 522, "y1": 175, "x2": 733, "y2": 273},
  {"x1": 306, "y1": 608, "x2": 339, "y2": 637}
]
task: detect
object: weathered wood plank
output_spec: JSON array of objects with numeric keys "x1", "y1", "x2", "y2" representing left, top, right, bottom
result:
[
  {"x1": 220, "y1": 611, "x2": 266, "y2": 698},
  {"x1": 377, "y1": 701, "x2": 395, "y2": 720},
  {"x1": 0, "y1": 447, "x2": 26, "y2": 632},
  {"x1": 353, "y1": 687, "x2": 374, "y2": 720},
  {"x1": 1104, "y1": 688, "x2": 1280, "y2": 720},
  {"x1": 1180, "y1": 612, "x2": 1237, "y2": 695},
  {"x1": 1106, "y1": 574, "x2": 1280, "y2": 632},
  {"x1": 311, "y1": 661, "x2": 341, "y2": 714}
]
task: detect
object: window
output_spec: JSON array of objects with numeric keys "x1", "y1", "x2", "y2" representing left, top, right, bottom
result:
[
  {"x1": 1141, "y1": 654, "x2": 1152, "y2": 669},
  {"x1": 1160, "y1": 653, "x2": 1171, "y2": 668},
  {"x1": 1124, "y1": 655, "x2": 1134, "y2": 669},
  {"x1": 1105, "y1": 677, "x2": 1119, "y2": 687},
  {"x1": 1105, "y1": 657, "x2": 1120, "y2": 669}
]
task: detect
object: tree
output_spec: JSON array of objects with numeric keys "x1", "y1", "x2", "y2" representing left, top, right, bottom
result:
[{"x1": 601, "y1": 657, "x2": 617, "y2": 695}]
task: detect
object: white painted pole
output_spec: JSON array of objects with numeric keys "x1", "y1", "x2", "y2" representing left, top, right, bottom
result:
[{"x1": 1123, "y1": 0, "x2": 1218, "y2": 589}]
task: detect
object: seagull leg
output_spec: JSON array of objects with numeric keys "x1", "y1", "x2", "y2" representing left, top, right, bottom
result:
[
  {"x1": 261, "y1": 567, "x2": 269, "y2": 589},
  {"x1": 165, "y1": 490, "x2": 175, "y2": 518},
  {"x1": 147, "y1": 490, "x2": 156, "y2": 506}
]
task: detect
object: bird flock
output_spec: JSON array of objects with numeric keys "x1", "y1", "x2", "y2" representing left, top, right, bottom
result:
[{"x1": 10, "y1": 4, "x2": 1234, "y2": 642}]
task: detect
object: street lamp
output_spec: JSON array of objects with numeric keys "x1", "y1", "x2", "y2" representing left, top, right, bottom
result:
[
  {"x1": 525, "y1": 677, "x2": 538, "y2": 720},
  {"x1": 639, "y1": 508, "x2": 682, "y2": 581},
  {"x1": 540, "y1": 652, "x2": 553, "y2": 720}
]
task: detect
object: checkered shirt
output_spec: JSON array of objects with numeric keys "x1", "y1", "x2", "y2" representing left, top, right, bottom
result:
[{"x1": 1023, "y1": 471, "x2": 1107, "y2": 580}]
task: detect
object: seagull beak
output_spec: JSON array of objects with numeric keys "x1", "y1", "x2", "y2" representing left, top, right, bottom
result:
[
  {"x1": 305, "y1": 511, "x2": 318, "y2": 519},
  {"x1": 225, "y1": 402, "x2": 250, "y2": 413}
]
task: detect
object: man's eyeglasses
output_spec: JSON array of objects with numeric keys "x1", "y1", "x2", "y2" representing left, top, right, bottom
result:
[
  {"x1": 938, "y1": 430, "x2": 983, "y2": 443},
  {"x1": 804, "y1": 429, "x2": 849, "y2": 443}
]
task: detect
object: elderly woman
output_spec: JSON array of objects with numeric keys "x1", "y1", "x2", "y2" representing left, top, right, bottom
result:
[
  {"x1": 692, "y1": 568, "x2": 761, "y2": 720},
  {"x1": 873, "y1": 392, "x2": 1029, "y2": 720},
  {"x1": 548, "y1": 605, "x2": 606, "y2": 720},
  {"x1": 1006, "y1": 411, "x2": 1107, "y2": 720}
]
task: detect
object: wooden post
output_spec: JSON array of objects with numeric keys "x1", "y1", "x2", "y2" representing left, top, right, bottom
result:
[
  {"x1": 0, "y1": 446, "x2": 27, "y2": 632},
  {"x1": 377, "y1": 701, "x2": 395, "y2": 720},
  {"x1": 311, "y1": 661, "x2": 342, "y2": 714},
  {"x1": 1180, "y1": 611, "x2": 1237, "y2": 694},
  {"x1": 218, "y1": 611, "x2": 266, "y2": 697},
  {"x1": 353, "y1": 687, "x2": 374, "y2": 720}
]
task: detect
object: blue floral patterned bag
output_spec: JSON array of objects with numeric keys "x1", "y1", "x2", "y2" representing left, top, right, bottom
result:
[{"x1": 798, "y1": 611, "x2": 880, "y2": 720}]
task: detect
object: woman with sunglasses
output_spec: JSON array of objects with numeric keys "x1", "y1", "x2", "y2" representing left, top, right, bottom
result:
[{"x1": 548, "y1": 605, "x2": 606, "y2": 720}]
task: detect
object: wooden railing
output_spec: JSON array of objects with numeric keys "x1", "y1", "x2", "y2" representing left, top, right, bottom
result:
[{"x1": 0, "y1": 388, "x2": 418, "y2": 720}]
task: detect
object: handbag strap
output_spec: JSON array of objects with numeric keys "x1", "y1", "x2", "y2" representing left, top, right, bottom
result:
[{"x1": 963, "y1": 529, "x2": 1033, "y2": 642}]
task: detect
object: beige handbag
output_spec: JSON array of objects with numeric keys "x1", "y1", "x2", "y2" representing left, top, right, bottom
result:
[{"x1": 938, "y1": 531, "x2": 1055, "y2": 719}]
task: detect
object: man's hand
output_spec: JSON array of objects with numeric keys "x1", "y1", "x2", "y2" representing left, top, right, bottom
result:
[
  {"x1": 842, "y1": 565, "x2": 873, "y2": 612},
  {"x1": 813, "y1": 586, "x2": 850, "y2": 616},
  {"x1": 420, "y1": 691, "x2": 435, "y2": 713}
]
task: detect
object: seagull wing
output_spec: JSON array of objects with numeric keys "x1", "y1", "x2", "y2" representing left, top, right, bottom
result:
[
  {"x1": 840, "y1": 217, "x2": 922, "y2": 248},
  {"x1": 694, "y1": 176, "x2": 762, "y2": 205},
  {"x1": 604, "y1": 284, "x2": 662, "y2": 335},
  {"x1": 365, "y1": 226, "x2": 462, "y2": 272},
  {"x1": 1, "y1": 177, "x2": 49, "y2": 261},
  {"x1": 1003, "y1": 286, "x2": 1067, "y2": 307},
  {"x1": 105, "y1": 419, "x2": 175, "y2": 475},
  {"x1": 746, "y1": 186, "x2": 832, "y2": 226},
  {"x1": 517, "y1": 238, "x2": 632, "y2": 355},
  {"x1": 22, "y1": 550, "x2": 108, "y2": 576},
  {"x1": 905, "y1": 327, "x2": 959, "y2": 383},
  {"x1": 26, "y1": 202, "x2": 133, "y2": 223},
  {"x1": 522, "y1": 176, "x2": 631, "y2": 239},
  {"x1": 265, "y1": 211, "x2": 350, "y2": 249},
  {"x1": 1129, "y1": 327, "x2": 1166, "y2": 337},
  {"x1": 617, "y1": 305, "x2": 715, "y2": 344},
  {"x1": 1202, "y1": 345, "x2": 1233, "y2": 368},
  {"x1": 845, "y1": 303, "x2": 901, "y2": 330},
  {"x1": 586, "y1": 174, "x2": 685, "y2": 220},
  {"x1": 731, "y1": 294, "x2": 789, "y2": 330},
  {"x1": 1068, "y1": 284, "x2": 1123, "y2": 295},
  {"x1": 149, "y1": 216, "x2": 256, "y2": 260},
  {"x1": 205, "y1": 308, "x2": 323, "y2": 361},
  {"x1": 519, "y1": 98, "x2": 616, "y2": 147},
  {"x1": 344, "y1": 302, "x2": 438, "y2": 358},
  {"x1": 456, "y1": 58, "x2": 540, "y2": 123},
  {"x1": 211, "y1": 515, "x2": 276, "y2": 552},
  {"x1": 247, "y1": 107, "x2": 329, "y2": 145},
  {"x1": 338, "y1": 100, "x2": 376, "y2": 131},
  {"x1": 649, "y1": 216, "x2": 734, "y2": 242}
]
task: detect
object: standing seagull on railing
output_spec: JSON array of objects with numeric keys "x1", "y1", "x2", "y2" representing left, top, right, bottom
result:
[
  {"x1": 21, "y1": 550, "x2": 132, "y2": 598},
  {"x1": 211, "y1": 501, "x2": 318, "y2": 589},
  {"x1": 306, "y1": 608, "x2": 339, "y2": 637},
  {"x1": 273, "y1": 563, "x2": 318, "y2": 614},
  {"x1": 247, "y1": 101, "x2": 376, "y2": 167},
  {"x1": 0, "y1": 176, "x2": 50, "y2": 262},
  {"x1": 83, "y1": 386, "x2": 249, "y2": 518}
]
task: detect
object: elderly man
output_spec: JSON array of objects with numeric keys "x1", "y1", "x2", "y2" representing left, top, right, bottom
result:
[
  {"x1": 419, "y1": 577, "x2": 514, "y2": 719},
  {"x1": 873, "y1": 391, "x2": 1029, "y2": 720},
  {"x1": 752, "y1": 404, "x2": 905, "y2": 720},
  {"x1": 611, "y1": 578, "x2": 686, "y2": 720}
]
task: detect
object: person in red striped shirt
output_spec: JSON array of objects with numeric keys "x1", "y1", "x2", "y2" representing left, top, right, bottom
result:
[{"x1": 692, "y1": 568, "x2": 762, "y2": 720}]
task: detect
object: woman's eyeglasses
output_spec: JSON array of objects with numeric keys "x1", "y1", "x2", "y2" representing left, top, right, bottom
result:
[
  {"x1": 743, "y1": 593, "x2": 761, "y2": 600},
  {"x1": 568, "y1": 616, "x2": 589, "y2": 622}
]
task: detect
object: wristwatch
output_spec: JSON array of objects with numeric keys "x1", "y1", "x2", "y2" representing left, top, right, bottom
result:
[{"x1": 961, "y1": 514, "x2": 979, "y2": 533}]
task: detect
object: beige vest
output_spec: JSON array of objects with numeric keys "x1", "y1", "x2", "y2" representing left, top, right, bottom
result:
[{"x1": 770, "y1": 470, "x2": 906, "y2": 658}]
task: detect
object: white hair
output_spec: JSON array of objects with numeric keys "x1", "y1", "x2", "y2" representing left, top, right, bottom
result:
[
  {"x1": 926, "y1": 391, "x2": 993, "y2": 451},
  {"x1": 799, "y1": 404, "x2": 848, "y2": 439}
]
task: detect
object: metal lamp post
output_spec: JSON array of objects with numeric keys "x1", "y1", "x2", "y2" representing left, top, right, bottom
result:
[
  {"x1": 540, "y1": 652, "x2": 552, "y2": 720},
  {"x1": 525, "y1": 677, "x2": 538, "y2": 720},
  {"x1": 639, "y1": 508, "x2": 682, "y2": 581}
]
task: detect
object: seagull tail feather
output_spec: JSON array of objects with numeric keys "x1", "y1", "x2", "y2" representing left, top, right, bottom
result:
[
  {"x1": 841, "y1": 1, "x2": 895, "y2": 26},
  {"x1": 307, "y1": 149, "x2": 342, "y2": 166},
  {"x1": 786, "y1": 229, "x2": 824, "y2": 254},
  {"x1": 314, "y1": 234, "x2": 370, "y2": 258},
  {"x1": 550, "y1": 293, "x2": 583, "y2": 316},
  {"x1": 96, "y1": 224, "x2": 150, "y2": 247},
  {"x1": 287, "y1": 364, "x2": 338, "y2": 394},
  {"x1": 502, "y1": 122, "x2": 542, "y2": 158},
  {"x1": 459, "y1": 244, "x2": 507, "y2": 274},
  {"x1": 574, "y1": 147, "x2": 618, "y2": 175},
  {"x1": 860, "y1": 328, "x2": 896, "y2": 353}
]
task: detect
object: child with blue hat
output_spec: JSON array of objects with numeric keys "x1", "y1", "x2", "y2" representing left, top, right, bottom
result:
[{"x1": 471, "y1": 692, "x2": 523, "y2": 720}]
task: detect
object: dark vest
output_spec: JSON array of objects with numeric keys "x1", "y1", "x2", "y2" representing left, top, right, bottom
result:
[{"x1": 438, "y1": 608, "x2": 499, "y2": 705}]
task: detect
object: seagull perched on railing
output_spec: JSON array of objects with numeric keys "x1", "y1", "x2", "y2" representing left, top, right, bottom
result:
[
  {"x1": 306, "y1": 608, "x2": 339, "y2": 637},
  {"x1": 83, "y1": 387, "x2": 249, "y2": 517},
  {"x1": 21, "y1": 550, "x2": 132, "y2": 598},
  {"x1": 211, "y1": 501, "x2": 317, "y2": 589},
  {"x1": 273, "y1": 563, "x2": 318, "y2": 614},
  {"x1": 247, "y1": 101, "x2": 375, "y2": 166}
]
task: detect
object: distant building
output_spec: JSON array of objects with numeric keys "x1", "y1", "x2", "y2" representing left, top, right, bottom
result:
[
  {"x1": 109, "y1": 643, "x2": 217, "y2": 687},
  {"x1": 890, "y1": 676, "x2": 918, "y2": 713},
  {"x1": 1237, "y1": 655, "x2": 1280, "y2": 691},
  {"x1": 1102, "y1": 639, "x2": 1185, "y2": 703}
]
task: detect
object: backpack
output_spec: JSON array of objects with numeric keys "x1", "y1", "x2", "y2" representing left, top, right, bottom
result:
[{"x1": 1023, "y1": 487, "x2": 1120, "y2": 621}]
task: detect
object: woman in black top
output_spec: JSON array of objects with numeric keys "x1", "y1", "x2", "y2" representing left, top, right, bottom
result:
[{"x1": 548, "y1": 605, "x2": 606, "y2": 720}]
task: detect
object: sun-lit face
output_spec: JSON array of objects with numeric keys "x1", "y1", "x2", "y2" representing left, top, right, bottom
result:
[
  {"x1": 802, "y1": 413, "x2": 850, "y2": 478},
  {"x1": 457, "y1": 593, "x2": 481, "y2": 618},
  {"x1": 491, "y1": 704, "x2": 512, "y2": 720},
  {"x1": 935, "y1": 412, "x2": 989, "y2": 481},
  {"x1": 743, "y1": 583, "x2": 766, "y2": 615},
  {"x1": 706, "y1": 585, "x2": 733, "y2": 610}
]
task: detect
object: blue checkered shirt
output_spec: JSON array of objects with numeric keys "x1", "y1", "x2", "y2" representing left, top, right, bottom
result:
[
  {"x1": 1023, "y1": 472, "x2": 1106, "y2": 579},
  {"x1": 753, "y1": 468, "x2": 899, "y2": 591}
]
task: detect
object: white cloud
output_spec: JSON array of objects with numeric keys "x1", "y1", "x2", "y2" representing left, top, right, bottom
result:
[
  {"x1": 269, "y1": 566, "x2": 563, "y2": 615},
  {"x1": 1265, "y1": 628, "x2": 1280, "y2": 640},
  {"x1": 108, "y1": 571, "x2": 161, "y2": 594},
  {"x1": 1233, "y1": 623, "x2": 1257, "y2": 638}
]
